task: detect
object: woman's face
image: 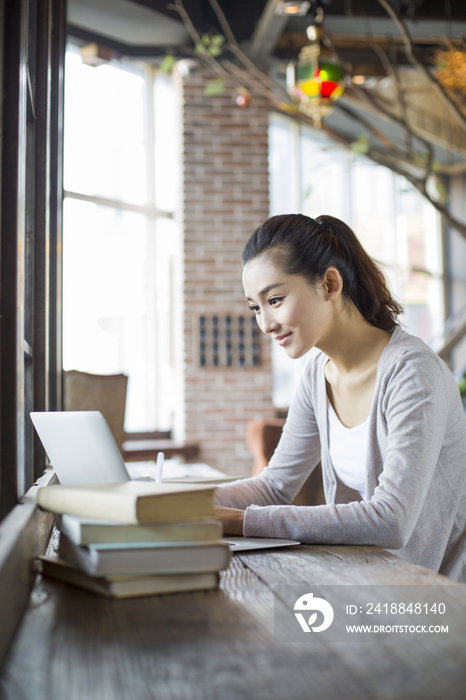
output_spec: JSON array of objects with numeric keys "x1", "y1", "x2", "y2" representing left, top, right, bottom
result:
[{"x1": 243, "y1": 256, "x2": 335, "y2": 359}]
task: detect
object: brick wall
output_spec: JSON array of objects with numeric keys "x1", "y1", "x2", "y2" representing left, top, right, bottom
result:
[{"x1": 180, "y1": 67, "x2": 275, "y2": 476}]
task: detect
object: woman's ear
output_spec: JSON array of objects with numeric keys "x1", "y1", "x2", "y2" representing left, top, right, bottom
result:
[{"x1": 323, "y1": 267, "x2": 343, "y2": 300}]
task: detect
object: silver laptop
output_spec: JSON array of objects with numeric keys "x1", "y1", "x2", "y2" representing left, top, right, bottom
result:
[
  {"x1": 30, "y1": 411, "x2": 130, "y2": 485},
  {"x1": 222, "y1": 537, "x2": 300, "y2": 552},
  {"x1": 30, "y1": 410, "x2": 300, "y2": 551}
]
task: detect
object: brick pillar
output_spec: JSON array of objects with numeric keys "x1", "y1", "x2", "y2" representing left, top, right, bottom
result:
[{"x1": 180, "y1": 67, "x2": 275, "y2": 476}]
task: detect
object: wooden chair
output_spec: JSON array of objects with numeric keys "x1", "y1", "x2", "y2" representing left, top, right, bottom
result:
[
  {"x1": 246, "y1": 418, "x2": 287, "y2": 477},
  {"x1": 63, "y1": 370, "x2": 199, "y2": 461},
  {"x1": 246, "y1": 417, "x2": 325, "y2": 506},
  {"x1": 63, "y1": 370, "x2": 128, "y2": 452}
]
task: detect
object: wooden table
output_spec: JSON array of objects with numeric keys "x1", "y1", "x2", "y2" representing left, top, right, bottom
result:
[{"x1": 1, "y1": 542, "x2": 466, "y2": 700}]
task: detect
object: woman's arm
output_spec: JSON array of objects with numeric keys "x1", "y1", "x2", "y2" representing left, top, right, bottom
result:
[
  {"x1": 214, "y1": 358, "x2": 322, "y2": 517},
  {"x1": 214, "y1": 506, "x2": 245, "y2": 535},
  {"x1": 241, "y1": 351, "x2": 459, "y2": 548}
]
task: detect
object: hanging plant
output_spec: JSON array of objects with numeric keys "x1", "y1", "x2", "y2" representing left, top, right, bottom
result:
[
  {"x1": 433, "y1": 42, "x2": 466, "y2": 95},
  {"x1": 457, "y1": 371, "x2": 466, "y2": 408},
  {"x1": 204, "y1": 76, "x2": 226, "y2": 96},
  {"x1": 159, "y1": 54, "x2": 176, "y2": 74},
  {"x1": 195, "y1": 34, "x2": 226, "y2": 58}
]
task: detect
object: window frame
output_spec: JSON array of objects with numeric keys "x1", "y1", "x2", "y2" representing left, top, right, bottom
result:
[
  {"x1": 0, "y1": 0, "x2": 66, "y2": 665},
  {"x1": 62, "y1": 55, "x2": 178, "y2": 432},
  {"x1": 0, "y1": 0, "x2": 65, "y2": 519}
]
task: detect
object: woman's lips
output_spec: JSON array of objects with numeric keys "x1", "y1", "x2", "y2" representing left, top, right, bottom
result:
[{"x1": 275, "y1": 333, "x2": 292, "y2": 346}]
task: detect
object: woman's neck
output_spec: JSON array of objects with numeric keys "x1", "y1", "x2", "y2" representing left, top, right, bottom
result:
[{"x1": 318, "y1": 309, "x2": 392, "y2": 376}]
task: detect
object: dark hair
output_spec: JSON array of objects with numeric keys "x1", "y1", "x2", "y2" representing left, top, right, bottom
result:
[{"x1": 242, "y1": 214, "x2": 402, "y2": 332}]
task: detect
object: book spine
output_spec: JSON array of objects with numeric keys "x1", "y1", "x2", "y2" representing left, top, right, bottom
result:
[
  {"x1": 60, "y1": 518, "x2": 223, "y2": 546},
  {"x1": 38, "y1": 488, "x2": 138, "y2": 523},
  {"x1": 59, "y1": 536, "x2": 231, "y2": 577},
  {"x1": 59, "y1": 535, "x2": 100, "y2": 575}
]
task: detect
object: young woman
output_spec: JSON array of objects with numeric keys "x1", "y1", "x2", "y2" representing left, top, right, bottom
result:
[{"x1": 214, "y1": 213, "x2": 466, "y2": 582}]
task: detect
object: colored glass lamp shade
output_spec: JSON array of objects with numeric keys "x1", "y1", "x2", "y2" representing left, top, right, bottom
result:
[
  {"x1": 298, "y1": 60, "x2": 345, "y2": 101},
  {"x1": 287, "y1": 44, "x2": 345, "y2": 122},
  {"x1": 295, "y1": 45, "x2": 344, "y2": 102}
]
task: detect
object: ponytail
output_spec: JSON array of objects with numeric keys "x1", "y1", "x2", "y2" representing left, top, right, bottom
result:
[{"x1": 242, "y1": 213, "x2": 402, "y2": 332}]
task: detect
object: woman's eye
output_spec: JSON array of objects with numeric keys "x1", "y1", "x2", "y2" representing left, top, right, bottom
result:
[
  {"x1": 268, "y1": 297, "x2": 282, "y2": 306},
  {"x1": 248, "y1": 305, "x2": 259, "y2": 312}
]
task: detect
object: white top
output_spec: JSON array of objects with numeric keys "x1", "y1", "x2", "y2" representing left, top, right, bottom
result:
[{"x1": 327, "y1": 401, "x2": 368, "y2": 500}]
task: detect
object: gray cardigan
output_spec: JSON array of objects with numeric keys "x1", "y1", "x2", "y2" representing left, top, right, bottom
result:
[{"x1": 215, "y1": 326, "x2": 466, "y2": 582}]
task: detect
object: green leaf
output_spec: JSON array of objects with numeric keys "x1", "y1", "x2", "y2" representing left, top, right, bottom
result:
[
  {"x1": 349, "y1": 135, "x2": 370, "y2": 156},
  {"x1": 435, "y1": 177, "x2": 449, "y2": 203},
  {"x1": 159, "y1": 54, "x2": 176, "y2": 74},
  {"x1": 457, "y1": 372, "x2": 466, "y2": 398},
  {"x1": 302, "y1": 186, "x2": 313, "y2": 201},
  {"x1": 211, "y1": 35, "x2": 225, "y2": 46},
  {"x1": 208, "y1": 45, "x2": 223, "y2": 57},
  {"x1": 196, "y1": 34, "x2": 225, "y2": 58},
  {"x1": 413, "y1": 153, "x2": 428, "y2": 168},
  {"x1": 209, "y1": 35, "x2": 225, "y2": 55},
  {"x1": 204, "y1": 77, "x2": 226, "y2": 96}
]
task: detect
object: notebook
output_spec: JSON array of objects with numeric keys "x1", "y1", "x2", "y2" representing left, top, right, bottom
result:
[
  {"x1": 30, "y1": 411, "x2": 301, "y2": 551},
  {"x1": 30, "y1": 411, "x2": 130, "y2": 485}
]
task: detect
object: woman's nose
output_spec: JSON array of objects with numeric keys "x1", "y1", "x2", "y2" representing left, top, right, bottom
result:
[{"x1": 259, "y1": 309, "x2": 279, "y2": 335}]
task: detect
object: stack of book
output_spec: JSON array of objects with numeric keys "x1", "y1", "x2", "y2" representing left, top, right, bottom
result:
[{"x1": 36, "y1": 481, "x2": 230, "y2": 598}]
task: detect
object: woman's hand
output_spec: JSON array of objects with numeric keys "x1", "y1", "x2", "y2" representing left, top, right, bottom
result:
[{"x1": 214, "y1": 505, "x2": 245, "y2": 536}]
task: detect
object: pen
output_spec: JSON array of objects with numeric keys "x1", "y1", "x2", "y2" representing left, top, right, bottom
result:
[{"x1": 156, "y1": 451, "x2": 165, "y2": 483}]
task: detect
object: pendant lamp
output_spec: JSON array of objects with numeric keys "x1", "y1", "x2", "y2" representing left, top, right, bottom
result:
[{"x1": 287, "y1": 30, "x2": 345, "y2": 125}]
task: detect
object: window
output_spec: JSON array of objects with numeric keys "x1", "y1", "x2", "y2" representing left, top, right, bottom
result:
[
  {"x1": 269, "y1": 113, "x2": 444, "y2": 407},
  {"x1": 62, "y1": 46, "x2": 180, "y2": 431},
  {"x1": 0, "y1": 0, "x2": 65, "y2": 519}
]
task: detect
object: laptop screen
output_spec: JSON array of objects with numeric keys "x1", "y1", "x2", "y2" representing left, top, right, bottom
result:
[{"x1": 30, "y1": 411, "x2": 130, "y2": 485}]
